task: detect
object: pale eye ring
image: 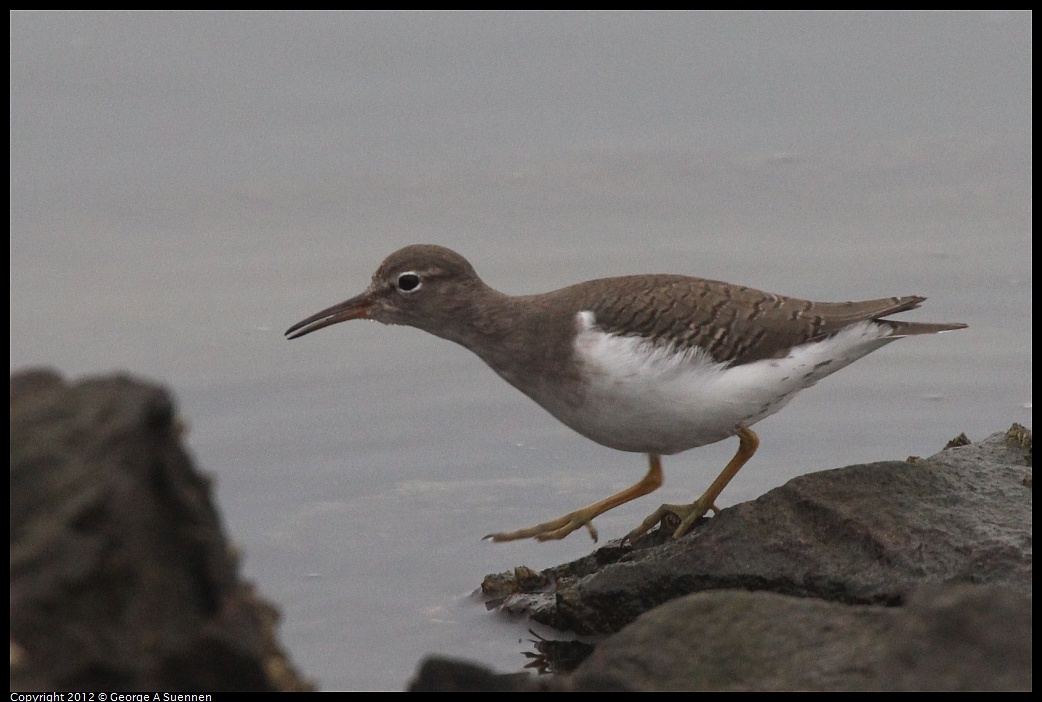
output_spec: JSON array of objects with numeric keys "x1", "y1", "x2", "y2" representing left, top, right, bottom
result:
[{"x1": 396, "y1": 272, "x2": 422, "y2": 293}]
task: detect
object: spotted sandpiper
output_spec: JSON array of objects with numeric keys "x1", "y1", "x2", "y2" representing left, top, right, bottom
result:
[{"x1": 286, "y1": 244, "x2": 965, "y2": 543}]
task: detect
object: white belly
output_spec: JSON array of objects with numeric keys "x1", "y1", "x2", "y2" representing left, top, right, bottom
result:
[{"x1": 543, "y1": 313, "x2": 897, "y2": 454}]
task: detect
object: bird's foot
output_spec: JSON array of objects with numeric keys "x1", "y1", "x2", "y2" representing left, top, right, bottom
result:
[
  {"x1": 484, "y1": 509, "x2": 600, "y2": 543},
  {"x1": 625, "y1": 499, "x2": 720, "y2": 542}
]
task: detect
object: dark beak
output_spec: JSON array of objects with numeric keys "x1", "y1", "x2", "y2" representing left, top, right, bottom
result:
[{"x1": 285, "y1": 294, "x2": 374, "y2": 339}]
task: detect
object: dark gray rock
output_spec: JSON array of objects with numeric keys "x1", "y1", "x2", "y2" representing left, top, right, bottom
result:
[
  {"x1": 408, "y1": 657, "x2": 548, "y2": 692},
  {"x1": 467, "y1": 425, "x2": 1032, "y2": 691},
  {"x1": 875, "y1": 583, "x2": 1032, "y2": 691},
  {"x1": 10, "y1": 369, "x2": 312, "y2": 692},
  {"x1": 567, "y1": 584, "x2": 1030, "y2": 691},
  {"x1": 485, "y1": 427, "x2": 1032, "y2": 635}
]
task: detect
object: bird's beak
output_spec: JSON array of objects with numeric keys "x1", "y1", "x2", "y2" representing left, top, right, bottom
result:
[{"x1": 285, "y1": 294, "x2": 374, "y2": 339}]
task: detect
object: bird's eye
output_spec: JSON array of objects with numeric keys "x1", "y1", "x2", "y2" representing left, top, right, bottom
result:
[{"x1": 396, "y1": 272, "x2": 422, "y2": 293}]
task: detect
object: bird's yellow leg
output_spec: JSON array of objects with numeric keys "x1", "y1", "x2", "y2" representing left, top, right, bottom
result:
[
  {"x1": 626, "y1": 425, "x2": 759, "y2": 541},
  {"x1": 485, "y1": 454, "x2": 666, "y2": 543}
]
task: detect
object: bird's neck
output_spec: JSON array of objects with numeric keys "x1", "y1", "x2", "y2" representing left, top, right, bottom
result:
[{"x1": 434, "y1": 287, "x2": 580, "y2": 404}]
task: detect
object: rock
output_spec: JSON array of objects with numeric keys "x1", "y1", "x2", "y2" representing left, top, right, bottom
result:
[
  {"x1": 568, "y1": 584, "x2": 1030, "y2": 691},
  {"x1": 408, "y1": 656, "x2": 545, "y2": 692},
  {"x1": 486, "y1": 426, "x2": 1032, "y2": 634},
  {"x1": 470, "y1": 425, "x2": 1032, "y2": 690},
  {"x1": 10, "y1": 369, "x2": 313, "y2": 691},
  {"x1": 875, "y1": 583, "x2": 1031, "y2": 691}
]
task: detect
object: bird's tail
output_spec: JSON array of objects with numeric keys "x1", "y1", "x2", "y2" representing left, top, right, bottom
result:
[{"x1": 884, "y1": 320, "x2": 968, "y2": 336}]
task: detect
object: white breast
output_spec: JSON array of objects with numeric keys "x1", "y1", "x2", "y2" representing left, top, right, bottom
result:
[{"x1": 547, "y1": 311, "x2": 897, "y2": 454}]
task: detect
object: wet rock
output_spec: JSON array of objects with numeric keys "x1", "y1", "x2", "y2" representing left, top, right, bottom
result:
[
  {"x1": 468, "y1": 426, "x2": 1032, "y2": 690},
  {"x1": 489, "y1": 426, "x2": 1032, "y2": 634}
]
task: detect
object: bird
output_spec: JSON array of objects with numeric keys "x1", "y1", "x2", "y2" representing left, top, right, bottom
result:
[{"x1": 285, "y1": 244, "x2": 966, "y2": 543}]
